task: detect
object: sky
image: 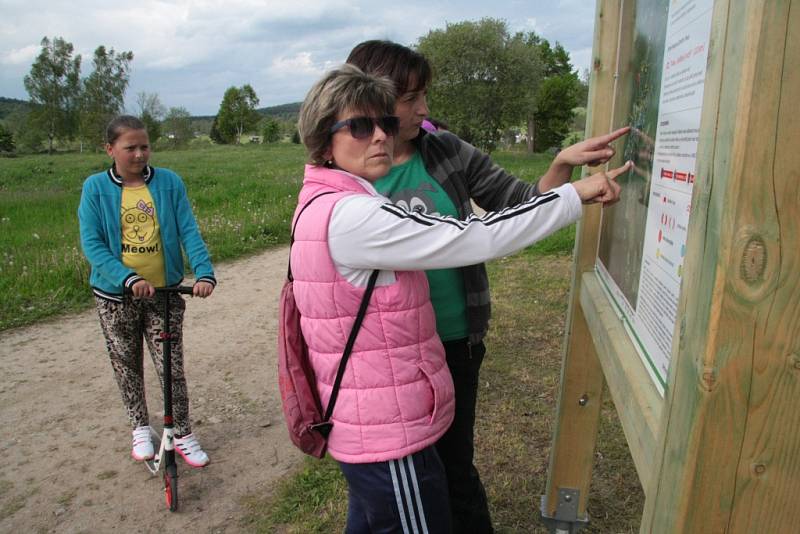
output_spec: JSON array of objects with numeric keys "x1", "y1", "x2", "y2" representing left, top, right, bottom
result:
[{"x1": 0, "y1": 0, "x2": 597, "y2": 116}]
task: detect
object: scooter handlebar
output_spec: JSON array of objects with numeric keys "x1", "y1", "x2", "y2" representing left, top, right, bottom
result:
[{"x1": 123, "y1": 285, "x2": 195, "y2": 296}]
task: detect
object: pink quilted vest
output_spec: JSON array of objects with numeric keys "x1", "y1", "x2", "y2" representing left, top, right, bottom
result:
[{"x1": 291, "y1": 165, "x2": 455, "y2": 463}]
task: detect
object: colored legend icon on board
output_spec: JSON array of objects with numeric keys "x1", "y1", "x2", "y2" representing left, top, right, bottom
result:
[{"x1": 660, "y1": 168, "x2": 695, "y2": 184}]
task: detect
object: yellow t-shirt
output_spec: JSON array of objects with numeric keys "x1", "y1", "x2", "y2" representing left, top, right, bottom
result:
[{"x1": 120, "y1": 185, "x2": 166, "y2": 287}]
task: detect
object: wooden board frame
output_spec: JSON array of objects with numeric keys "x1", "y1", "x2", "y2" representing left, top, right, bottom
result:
[{"x1": 543, "y1": 1, "x2": 800, "y2": 532}]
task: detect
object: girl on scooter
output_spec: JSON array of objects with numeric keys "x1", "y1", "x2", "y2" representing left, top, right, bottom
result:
[{"x1": 78, "y1": 115, "x2": 215, "y2": 468}]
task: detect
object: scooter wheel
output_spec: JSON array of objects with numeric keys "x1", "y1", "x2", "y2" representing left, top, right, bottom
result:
[{"x1": 164, "y1": 471, "x2": 178, "y2": 512}]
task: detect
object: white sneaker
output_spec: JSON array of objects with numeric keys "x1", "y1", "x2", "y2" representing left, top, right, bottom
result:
[
  {"x1": 131, "y1": 426, "x2": 154, "y2": 461},
  {"x1": 174, "y1": 433, "x2": 209, "y2": 467}
]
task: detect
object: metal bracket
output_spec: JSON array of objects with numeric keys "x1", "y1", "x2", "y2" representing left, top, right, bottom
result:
[{"x1": 539, "y1": 488, "x2": 590, "y2": 534}]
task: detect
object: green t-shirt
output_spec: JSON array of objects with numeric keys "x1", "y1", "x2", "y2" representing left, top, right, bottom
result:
[{"x1": 373, "y1": 152, "x2": 469, "y2": 341}]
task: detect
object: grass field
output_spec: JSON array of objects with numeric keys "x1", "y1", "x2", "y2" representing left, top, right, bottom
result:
[
  {"x1": 0, "y1": 143, "x2": 566, "y2": 331},
  {"x1": 0, "y1": 144, "x2": 644, "y2": 531},
  {"x1": 0, "y1": 144, "x2": 304, "y2": 330}
]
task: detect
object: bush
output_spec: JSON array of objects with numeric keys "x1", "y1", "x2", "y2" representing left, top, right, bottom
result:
[
  {"x1": 189, "y1": 137, "x2": 215, "y2": 149},
  {"x1": 261, "y1": 118, "x2": 281, "y2": 143},
  {"x1": 0, "y1": 123, "x2": 15, "y2": 154},
  {"x1": 15, "y1": 127, "x2": 45, "y2": 153},
  {"x1": 561, "y1": 130, "x2": 584, "y2": 148}
]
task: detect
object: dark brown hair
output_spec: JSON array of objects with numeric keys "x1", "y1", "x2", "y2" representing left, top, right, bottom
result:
[
  {"x1": 346, "y1": 40, "x2": 431, "y2": 95},
  {"x1": 106, "y1": 115, "x2": 146, "y2": 145}
]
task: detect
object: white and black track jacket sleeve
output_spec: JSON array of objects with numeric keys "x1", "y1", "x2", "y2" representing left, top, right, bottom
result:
[{"x1": 328, "y1": 175, "x2": 582, "y2": 286}]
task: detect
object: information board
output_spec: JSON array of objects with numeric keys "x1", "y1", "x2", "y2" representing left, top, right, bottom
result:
[{"x1": 597, "y1": 0, "x2": 714, "y2": 391}]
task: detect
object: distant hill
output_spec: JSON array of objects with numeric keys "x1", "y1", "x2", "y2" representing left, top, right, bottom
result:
[
  {"x1": 0, "y1": 97, "x2": 301, "y2": 123},
  {"x1": 0, "y1": 97, "x2": 31, "y2": 120},
  {"x1": 258, "y1": 102, "x2": 301, "y2": 121},
  {"x1": 193, "y1": 102, "x2": 301, "y2": 122}
]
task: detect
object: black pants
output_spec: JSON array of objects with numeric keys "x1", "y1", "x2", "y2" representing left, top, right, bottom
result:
[{"x1": 436, "y1": 339, "x2": 494, "y2": 534}]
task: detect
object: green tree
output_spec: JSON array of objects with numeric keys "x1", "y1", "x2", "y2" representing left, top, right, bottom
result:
[
  {"x1": 417, "y1": 19, "x2": 512, "y2": 152},
  {"x1": 576, "y1": 68, "x2": 590, "y2": 107},
  {"x1": 417, "y1": 21, "x2": 581, "y2": 153},
  {"x1": 279, "y1": 118, "x2": 297, "y2": 139},
  {"x1": 190, "y1": 118, "x2": 214, "y2": 136},
  {"x1": 4, "y1": 109, "x2": 44, "y2": 152},
  {"x1": 505, "y1": 31, "x2": 544, "y2": 153},
  {"x1": 162, "y1": 106, "x2": 193, "y2": 148},
  {"x1": 216, "y1": 85, "x2": 260, "y2": 144},
  {"x1": 140, "y1": 112, "x2": 161, "y2": 146},
  {"x1": 261, "y1": 117, "x2": 281, "y2": 143},
  {"x1": 0, "y1": 123, "x2": 15, "y2": 153},
  {"x1": 417, "y1": 19, "x2": 547, "y2": 153},
  {"x1": 79, "y1": 46, "x2": 134, "y2": 150},
  {"x1": 529, "y1": 42, "x2": 580, "y2": 151},
  {"x1": 209, "y1": 115, "x2": 224, "y2": 144},
  {"x1": 136, "y1": 92, "x2": 165, "y2": 144},
  {"x1": 570, "y1": 106, "x2": 587, "y2": 134},
  {"x1": 23, "y1": 36, "x2": 82, "y2": 154},
  {"x1": 532, "y1": 75, "x2": 579, "y2": 150}
]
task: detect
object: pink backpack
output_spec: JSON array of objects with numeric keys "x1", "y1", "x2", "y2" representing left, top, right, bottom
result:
[{"x1": 277, "y1": 193, "x2": 377, "y2": 458}]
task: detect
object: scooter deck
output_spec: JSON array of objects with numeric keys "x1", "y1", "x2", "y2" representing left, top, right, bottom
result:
[{"x1": 144, "y1": 427, "x2": 163, "y2": 474}]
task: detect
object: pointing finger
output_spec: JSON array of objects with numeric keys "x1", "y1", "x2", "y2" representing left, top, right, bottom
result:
[
  {"x1": 592, "y1": 126, "x2": 631, "y2": 146},
  {"x1": 605, "y1": 160, "x2": 633, "y2": 180}
]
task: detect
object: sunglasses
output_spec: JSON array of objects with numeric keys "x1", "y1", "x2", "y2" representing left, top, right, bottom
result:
[{"x1": 330, "y1": 116, "x2": 400, "y2": 139}]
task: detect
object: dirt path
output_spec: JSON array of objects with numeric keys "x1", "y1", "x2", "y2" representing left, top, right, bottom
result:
[{"x1": 0, "y1": 247, "x2": 304, "y2": 533}]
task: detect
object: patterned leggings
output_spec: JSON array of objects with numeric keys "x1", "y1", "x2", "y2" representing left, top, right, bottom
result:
[{"x1": 95, "y1": 294, "x2": 193, "y2": 436}]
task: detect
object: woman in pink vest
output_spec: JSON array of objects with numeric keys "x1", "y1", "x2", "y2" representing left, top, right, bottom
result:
[{"x1": 292, "y1": 64, "x2": 630, "y2": 533}]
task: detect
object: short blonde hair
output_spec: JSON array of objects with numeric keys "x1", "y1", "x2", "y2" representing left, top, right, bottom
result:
[{"x1": 298, "y1": 64, "x2": 396, "y2": 165}]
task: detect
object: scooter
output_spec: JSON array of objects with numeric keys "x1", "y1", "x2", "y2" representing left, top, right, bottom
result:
[{"x1": 128, "y1": 285, "x2": 195, "y2": 512}]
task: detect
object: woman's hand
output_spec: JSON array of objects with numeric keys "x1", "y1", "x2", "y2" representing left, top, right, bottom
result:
[
  {"x1": 193, "y1": 281, "x2": 215, "y2": 298},
  {"x1": 538, "y1": 126, "x2": 631, "y2": 192},
  {"x1": 555, "y1": 126, "x2": 631, "y2": 168},
  {"x1": 572, "y1": 161, "x2": 631, "y2": 206},
  {"x1": 131, "y1": 279, "x2": 155, "y2": 298}
]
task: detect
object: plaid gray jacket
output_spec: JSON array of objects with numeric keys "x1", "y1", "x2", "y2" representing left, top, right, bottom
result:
[{"x1": 416, "y1": 130, "x2": 541, "y2": 344}]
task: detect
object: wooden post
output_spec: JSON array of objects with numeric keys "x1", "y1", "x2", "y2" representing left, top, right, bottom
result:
[
  {"x1": 541, "y1": 0, "x2": 625, "y2": 527},
  {"x1": 641, "y1": 1, "x2": 800, "y2": 531},
  {"x1": 544, "y1": 0, "x2": 800, "y2": 532},
  {"x1": 578, "y1": 0, "x2": 665, "y2": 492}
]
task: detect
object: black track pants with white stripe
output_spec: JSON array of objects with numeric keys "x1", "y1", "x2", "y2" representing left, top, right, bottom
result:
[{"x1": 338, "y1": 445, "x2": 451, "y2": 533}]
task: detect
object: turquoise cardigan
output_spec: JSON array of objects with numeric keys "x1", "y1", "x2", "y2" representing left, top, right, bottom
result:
[{"x1": 78, "y1": 165, "x2": 216, "y2": 302}]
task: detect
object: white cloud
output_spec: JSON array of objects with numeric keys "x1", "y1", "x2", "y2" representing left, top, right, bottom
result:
[
  {"x1": 0, "y1": 1, "x2": 597, "y2": 113},
  {"x1": 1, "y1": 44, "x2": 39, "y2": 65},
  {"x1": 270, "y1": 53, "x2": 323, "y2": 77},
  {"x1": 513, "y1": 17, "x2": 542, "y2": 33}
]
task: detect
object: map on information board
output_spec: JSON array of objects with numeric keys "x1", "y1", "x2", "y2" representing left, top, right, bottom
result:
[{"x1": 596, "y1": 0, "x2": 714, "y2": 392}]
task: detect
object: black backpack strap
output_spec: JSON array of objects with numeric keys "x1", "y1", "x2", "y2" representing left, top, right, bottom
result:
[
  {"x1": 314, "y1": 268, "x2": 380, "y2": 437},
  {"x1": 288, "y1": 191, "x2": 336, "y2": 281}
]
